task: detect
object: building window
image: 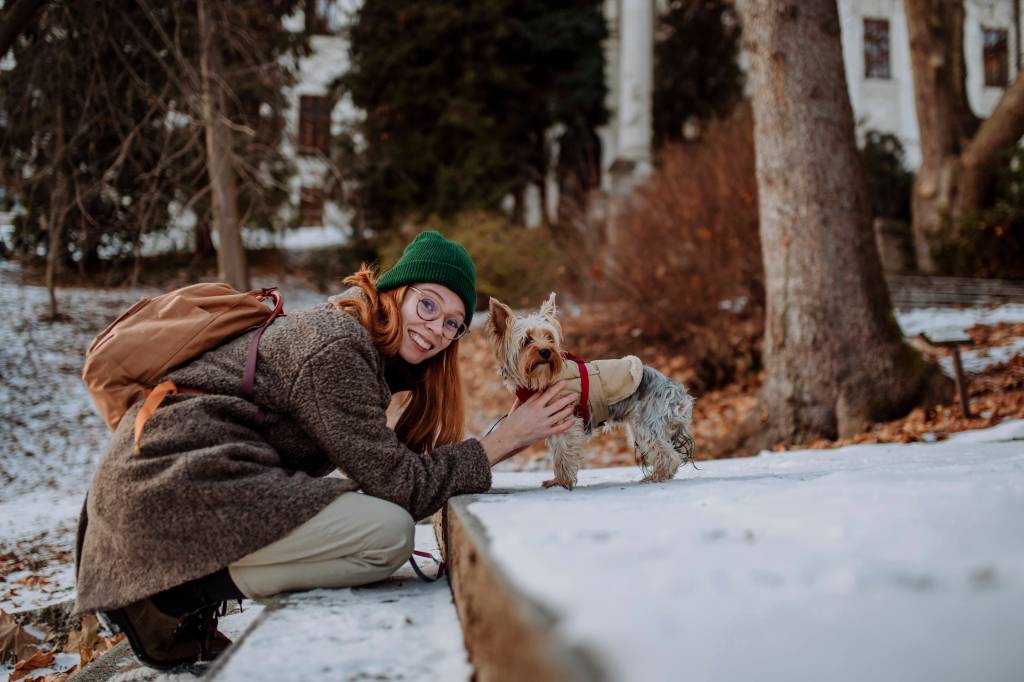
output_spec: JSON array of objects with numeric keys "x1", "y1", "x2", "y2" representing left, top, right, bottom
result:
[
  {"x1": 863, "y1": 18, "x2": 891, "y2": 80},
  {"x1": 306, "y1": 0, "x2": 339, "y2": 35},
  {"x1": 299, "y1": 186, "x2": 324, "y2": 226},
  {"x1": 298, "y1": 95, "x2": 331, "y2": 154},
  {"x1": 983, "y1": 27, "x2": 1009, "y2": 87}
]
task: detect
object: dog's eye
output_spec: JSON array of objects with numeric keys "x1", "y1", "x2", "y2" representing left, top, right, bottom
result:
[{"x1": 522, "y1": 335, "x2": 532, "y2": 347}]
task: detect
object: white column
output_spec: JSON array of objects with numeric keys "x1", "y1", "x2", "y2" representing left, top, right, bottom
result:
[{"x1": 615, "y1": 0, "x2": 654, "y2": 179}]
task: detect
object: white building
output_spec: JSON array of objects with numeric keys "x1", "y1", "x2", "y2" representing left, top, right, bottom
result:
[
  {"x1": 599, "y1": 0, "x2": 1022, "y2": 196},
  {"x1": 838, "y1": 0, "x2": 1022, "y2": 169},
  {"x1": 270, "y1": 1, "x2": 360, "y2": 247}
]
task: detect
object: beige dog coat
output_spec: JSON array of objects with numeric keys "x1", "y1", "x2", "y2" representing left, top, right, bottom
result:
[{"x1": 517, "y1": 354, "x2": 644, "y2": 428}]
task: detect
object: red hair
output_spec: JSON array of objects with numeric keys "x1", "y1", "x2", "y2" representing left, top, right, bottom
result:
[{"x1": 334, "y1": 265, "x2": 466, "y2": 454}]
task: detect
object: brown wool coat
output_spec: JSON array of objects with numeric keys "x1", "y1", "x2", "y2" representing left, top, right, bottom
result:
[{"x1": 75, "y1": 296, "x2": 491, "y2": 613}]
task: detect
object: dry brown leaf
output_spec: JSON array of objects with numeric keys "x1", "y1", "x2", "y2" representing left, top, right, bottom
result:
[
  {"x1": 15, "y1": 575, "x2": 48, "y2": 589},
  {"x1": 77, "y1": 641, "x2": 95, "y2": 667},
  {"x1": 9, "y1": 649, "x2": 55, "y2": 681},
  {"x1": 64, "y1": 614, "x2": 100, "y2": 653},
  {"x1": 106, "y1": 634, "x2": 124, "y2": 649},
  {"x1": 0, "y1": 610, "x2": 43, "y2": 662}
]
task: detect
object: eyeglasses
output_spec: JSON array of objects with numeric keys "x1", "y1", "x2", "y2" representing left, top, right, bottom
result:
[{"x1": 408, "y1": 286, "x2": 469, "y2": 341}]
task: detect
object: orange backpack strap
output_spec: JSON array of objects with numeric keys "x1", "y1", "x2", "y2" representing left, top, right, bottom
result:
[{"x1": 134, "y1": 380, "x2": 178, "y2": 451}]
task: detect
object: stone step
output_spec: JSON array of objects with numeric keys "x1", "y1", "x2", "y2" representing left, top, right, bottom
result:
[
  {"x1": 435, "y1": 495, "x2": 606, "y2": 682},
  {"x1": 437, "y1": 429, "x2": 1024, "y2": 682},
  {"x1": 71, "y1": 524, "x2": 469, "y2": 681}
]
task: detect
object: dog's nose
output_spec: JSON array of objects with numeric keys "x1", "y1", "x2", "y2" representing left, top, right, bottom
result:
[{"x1": 539, "y1": 348, "x2": 551, "y2": 360}]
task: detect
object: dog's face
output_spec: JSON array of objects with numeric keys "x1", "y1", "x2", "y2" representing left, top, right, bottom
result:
[{"x1": 485, "y1": 293, "x2": 564, "y2": 390}]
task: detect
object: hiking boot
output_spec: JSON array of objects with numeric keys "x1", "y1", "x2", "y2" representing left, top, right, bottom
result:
[
  {"x1": 178, "y1": 602, "x2": 233, "y2": 661},
  {"x1": 105, "y1": 599, "x2": 233, "y2": 669},
  {"x1": 105, "y1": 598, "x2": 203, "y2": 669}
]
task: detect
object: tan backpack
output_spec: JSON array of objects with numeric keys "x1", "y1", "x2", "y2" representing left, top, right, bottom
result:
[{"x1": 82, "y1": 283, "x2": 285, "y2": 444}]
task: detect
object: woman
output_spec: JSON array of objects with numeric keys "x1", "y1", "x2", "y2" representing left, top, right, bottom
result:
[{"x1": 74, "y1": 231, "x2": 576, "y2": 669}]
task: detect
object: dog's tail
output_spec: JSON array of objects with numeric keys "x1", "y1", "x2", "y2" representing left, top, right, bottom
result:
[{"x1": 672, "y1": 427, "x2": 696, "y2": 466}]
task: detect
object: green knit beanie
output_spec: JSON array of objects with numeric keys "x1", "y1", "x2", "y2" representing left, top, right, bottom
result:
[{"x1": 376, "y1": 231, "x2": 478, "y2": 325}]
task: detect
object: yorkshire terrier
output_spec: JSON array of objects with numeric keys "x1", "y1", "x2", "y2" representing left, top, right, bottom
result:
[{"x1": 485, "y1": 293, "x2": 695, "y2": 489}]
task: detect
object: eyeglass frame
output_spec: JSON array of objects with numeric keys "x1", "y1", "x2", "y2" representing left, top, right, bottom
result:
[{"x1": 407, "y1": 286, "x2": 470, "y2": 341}]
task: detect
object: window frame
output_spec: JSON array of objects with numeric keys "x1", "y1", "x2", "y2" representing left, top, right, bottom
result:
[
  {"x1": 305, "y1": 0, "x2": 338, "y2": 35},
  {"x1": 863, "y1": 17, "x2": 892, "y2": 81},
  {"x1": 982, "y1": 26, "x2": 1010, "y2": 88},
  {"x1": 297, "y1": 94, "x2": 332, "y2": 155}
]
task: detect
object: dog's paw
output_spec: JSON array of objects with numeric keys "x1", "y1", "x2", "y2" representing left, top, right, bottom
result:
[{"x1": 541, "y1": 478, "x2": 575, "y2": 490}]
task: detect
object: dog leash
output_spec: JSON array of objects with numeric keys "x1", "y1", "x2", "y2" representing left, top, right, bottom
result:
[{"x1": 408, "y1": 549, "x2": 446, "y2": 582}]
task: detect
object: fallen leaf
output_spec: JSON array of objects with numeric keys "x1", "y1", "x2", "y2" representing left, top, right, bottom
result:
[
  {"x1": 0, "y1": 610, "x2": 42, "y2": 661},
  {"x1": 15, "y1": 575, "x2": 48, "y2": 589},
  {"x1": 78, "y1": 641, "x2": 95, "y2": 667},
  {"x1": 9, "y1": 649, "x2": 54, "y2": 680},
  {"x1": 64, "y1": 614, "x2": 100, "y2": 653}
]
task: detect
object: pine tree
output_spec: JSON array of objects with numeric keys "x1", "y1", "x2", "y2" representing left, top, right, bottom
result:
[
  {"x1": 0, "y1": 0, "x2": 308, "y2": 287},
  {"x1": 652, "y1": 0, "x2": 744, "y2": 148},
  {"x1": 334, "y1": 0, "x2": 607, "y2": 233}
]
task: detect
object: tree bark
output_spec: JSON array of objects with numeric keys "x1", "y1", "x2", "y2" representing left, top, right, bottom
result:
[
  {"x1": 956, "y1": 74, "x2": 1024, "y2": 215},
  {"x1": 197, "y1": 0, "x2": 249, "y2": 291},
  {"x1": 0, "y1": 0, "x2": 47, "y2": 58},
  {"x1": 44, "y1": 87, "x2": 68, "y2": 321},
  {"x1": 905, "y1": 0, "x2": 1024, "y2": 272},
  {"x1": 725, "y1": 0, "x2": 950, "y2": 453}
]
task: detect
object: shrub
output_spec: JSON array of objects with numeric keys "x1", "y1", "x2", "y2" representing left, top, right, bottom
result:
[
  {"x1": 565, "y1": 103, "x2": 763, "y2": 390},
  {"x1": 859, "y1": 130, "x2": 913, "y2": 223},
  {"x1": 378, "y1": 212, "x2": 566, "y2": 313},
  {"x1": 936, "y1": 147, "x2": 1024, "y2": 279}
]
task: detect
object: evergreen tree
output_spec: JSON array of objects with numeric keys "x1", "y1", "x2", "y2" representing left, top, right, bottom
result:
[
  {"x1": 333, "y1": 0, "x2": 607, "y2": 233},
  {"x1": 652, "y1": 0, "x2": 744, "y2": 148},
  {"x1": 0, "y1": 0, "x2": 308, "y2": 282}
]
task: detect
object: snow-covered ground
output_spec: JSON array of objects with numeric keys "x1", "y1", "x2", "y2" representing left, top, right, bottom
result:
[
  {"x1": 473, "y1": 421, "x2": 1024, "y2": 682},
  {"x1": 896, "y1": 304, "x2": 1024, "y2": 375},
  {"x1": 208, "y1": 525, "x2": 470, "y2": 682},
  {"x1": 2, "y1": 263, "x2": 1024, "y2": 678},
  {"x1": 0, "y1": 264, "x2": 330, "y2": 614}
]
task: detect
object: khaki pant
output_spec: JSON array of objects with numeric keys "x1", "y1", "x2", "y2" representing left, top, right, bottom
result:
[{"x1": 228, "y1": 492, "x2": 415, "y2": 599}]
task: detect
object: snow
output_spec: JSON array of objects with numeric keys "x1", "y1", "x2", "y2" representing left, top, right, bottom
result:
[
  {"x1": 895, "y1": 304, "x2": 1024, "y2": 339},
  {"x1": 0, "y1": 265, "x2": 329, "y2": 614},
  {"x1": 468, "y1": 423, "x2": 1024, "y2": 682},
  {"x1": 208, "y1": 525, "x2": 471, "y2": 682},
  {"x1": 2, "y1": 261, "x2": 1024, "y2": 678}
]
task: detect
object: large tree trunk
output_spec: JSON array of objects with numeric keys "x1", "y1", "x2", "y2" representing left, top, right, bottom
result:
[
  {"x1": 197, "y1": 0, "x2": 248, "y2": 291},
  {"x1": 725, "y1": 0, "x2": 950, "y2": 453},
  {"x1": 904, "y1": 0, "x2": 976, "y2": 273},
  {"x1": 905, "y1": 0, "x2": 1024, "y2": 272}
]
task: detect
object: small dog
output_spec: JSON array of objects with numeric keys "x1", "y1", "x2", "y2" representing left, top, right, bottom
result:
[{"x1": 485, "y1": 293, "x2": 695, "y2": 489}]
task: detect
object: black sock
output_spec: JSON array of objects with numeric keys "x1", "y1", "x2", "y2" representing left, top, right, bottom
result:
[{"x1": 151, "y1": 568, "x2": 244, "y2": 617}]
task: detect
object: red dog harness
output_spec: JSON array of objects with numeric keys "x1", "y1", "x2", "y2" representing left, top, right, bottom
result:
[{"x1": 514, "y1": 351, "x2": 591, "y2": 426}]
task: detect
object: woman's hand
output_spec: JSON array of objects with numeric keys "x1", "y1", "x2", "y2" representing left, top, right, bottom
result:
[{"x1": 480, "y1": 382, "x2": 578, "y2": 466}]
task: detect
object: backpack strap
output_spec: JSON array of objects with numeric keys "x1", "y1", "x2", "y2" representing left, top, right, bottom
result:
[
  {"x1": 134, "y1": 380, "x2": 179, "y2": 451},
  {"x1": 242, "y1": 288, "x2": 285, "y2": 399}
]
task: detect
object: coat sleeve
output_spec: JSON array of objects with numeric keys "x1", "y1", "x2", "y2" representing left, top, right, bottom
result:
[{"x1": 288, "y1": 336, "x2": 491, "y2": 520}]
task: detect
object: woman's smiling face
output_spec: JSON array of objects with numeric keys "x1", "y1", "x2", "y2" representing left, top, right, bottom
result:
[{"x1": 398, "y1": 283, "x2": 466, "y2": 364}]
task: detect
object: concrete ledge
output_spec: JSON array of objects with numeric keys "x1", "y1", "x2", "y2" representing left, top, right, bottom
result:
[{"x1": 436, "y1": 495, "x2": 608, "y2": 682}]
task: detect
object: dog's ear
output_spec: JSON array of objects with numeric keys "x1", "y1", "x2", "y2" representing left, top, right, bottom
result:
[
  {"x1": 487, "y1": 297, "x2": 512, "y2": 339},
  {"x1": 540, "y1": 292, "x2": 558, "y2": 323}
]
